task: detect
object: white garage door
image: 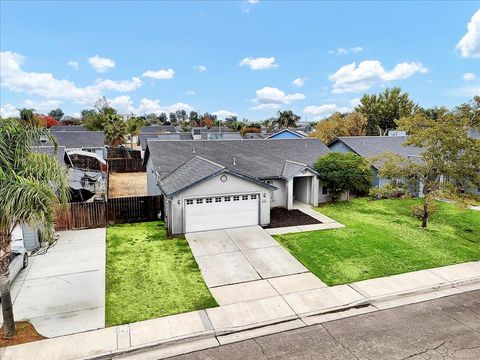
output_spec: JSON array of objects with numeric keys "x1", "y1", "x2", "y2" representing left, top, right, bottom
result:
[{"x1": 184, "y1": 194, "x2": 260, "y2": 233}]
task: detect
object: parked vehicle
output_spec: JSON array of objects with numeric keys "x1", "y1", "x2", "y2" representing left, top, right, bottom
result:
[{"x1": 9, "y1": 244, "x2": 28, "y2": 282}]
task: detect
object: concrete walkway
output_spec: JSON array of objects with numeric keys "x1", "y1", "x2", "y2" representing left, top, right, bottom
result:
[
  {"x1": 265, "y1": 201, "x2": 345, "y2": 235},
  {"x1": 0, "y1": 228, "x2": 106, "y2": 338},
  {"x1": 186, "y1": 226, "x2": 327, "y2": 306},
  {"x1": 3, "y1": 260, "x2": 480, "y2": 360}
]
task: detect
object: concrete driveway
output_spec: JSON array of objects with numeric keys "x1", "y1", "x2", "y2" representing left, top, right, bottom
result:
[
  {"x1": 186, "y1": 226, "x2": 327, "y2": 306},
  {"x1": 0, "y1": 228, "x2": 105, "y2": 337}
]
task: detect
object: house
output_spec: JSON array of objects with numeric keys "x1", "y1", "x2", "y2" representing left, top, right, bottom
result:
[
  {"x1": 50, "y1": 125, "x2": 87, "y2": 131},
  {"x1": 46, "y1": 130, "x2": 106, "y2": 158},
  {"x1": 144, "y1": 139, "x2": 331, "y2": 234},
  {"x1": 139, "y1": 128, "x2": 243, "y2": 150},
  {"x1": 328, "y1": 136, "x2": 422, "y2": 190},
  {"x1": 266, "y1": 128, "x2": 307, "y2": 139}
]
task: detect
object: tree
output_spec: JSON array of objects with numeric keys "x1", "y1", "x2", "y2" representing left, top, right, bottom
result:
[
  {"x1": 145, "y1": 113, "x2": 158, "y2": 125},
  {"x1": 310, "y1": 112, "x2": 367, "y2": 144},
  {"x1": 35, "y1": 114, "x2": 59, "y2": 128},
  {"x1": 225, "y1": 115, "x2": 238, "y2": 123},
  {"x1": 48, "y1": 108, "x2": 64, "y2": 122},
  {"x1": 158, "y1": 113, "x2": 168, "y2": 124},
  {"x1": 276, "y1": 110, "x2": 300, "y2": 129},
  {"x1": 18, "y1": 108, "x2": 36, "y2": 126},
  {"x1": 376, "y1": 97, "x2": 480, "y2": 228},
  {"x1": 169, "y1": 112, "x2": 177, "y2": 124},
  {"x1": 356, "y1": 87, "x2": 418, "y2": 135},
  {"x1": 126, "y1": 117, "x2": 144, "y2": 148},
  {"x1": 104, "y1": 114, "x2": 126, "y2": 147},
  {"x1": 189, "y1": 111, "x2": 199, "y2": 125},
  {"x1": 0, "y1": 118, "x2": 69, "y2": 338},
  {"x1": 314, "y1": 152, "x2": 372, "y2": 202},
  {"x1": 82, "y1": 97, "x2": 118, "y2": 131},
  {"x1": 176, "y1": 109, "x2": 187, "y2": 122}
]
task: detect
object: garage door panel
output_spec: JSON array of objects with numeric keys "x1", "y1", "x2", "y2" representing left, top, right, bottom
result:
[{"x1": 185, "y1": 195, "x2": 259, "y2": 233}]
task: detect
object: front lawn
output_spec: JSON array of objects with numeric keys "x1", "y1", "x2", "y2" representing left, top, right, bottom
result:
[
  {"x1": 275, "y1": 198, "x2": 480, "y2": 286},
  {"x1": 105, "y1": 222, "x2": 217, "y2": 326}
]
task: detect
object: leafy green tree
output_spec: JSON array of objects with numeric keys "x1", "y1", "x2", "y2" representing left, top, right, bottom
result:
[
  {"x1": 225, "y1": 115, "x2": 238, "y2": 123},
  {"x1": 82, "y1": 97, "x2": 118, "y2": 131},
  {"x1": 314, "y1": 152, "x2": 372, "y2": 202},
  {"x1": 0, "y1": 119, "x2": 69, "y2": 338},
  {"x1": 189, "y1": 111, "x2": 199, "y2": 125},
  {"x1": 18, "y1": 108, "x2": 36, "y2": 126},
  {"x1": 276, "y1": 110, "x2": 300, "y2": 129},
  {"x1": 310, "y1": 112, "x2": 367, "y2": 144},
  {"x1": 158, "y1": 113, "x2": 168, "y2": 124},
  {"x1": 126, "y1": 117, "x2": 144, "y2": 148},
  {"x1": 145, "y1": 113, "x2": 158, "y2": 125},
  {"x1": 104, "y1": 114, "x2": 126, "y2": 146},
  {"x1": 48, "y1": 108, "x2": 64, "y2": 122},
  {"x1": 356, "y1": 87, "x2": 418, "y2": 135},
  {"x1": 176, "y1": 109, "x2": 187, "y2": 122},
  {"x1": 169, "y1": 112, "x2": 177, "y2": 124}
]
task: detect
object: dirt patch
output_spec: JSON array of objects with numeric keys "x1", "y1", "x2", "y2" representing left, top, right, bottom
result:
[
  {"x1": 267, "y1": 207, "x2": 321, "y2": 228},
  {"x1": 0, "y1": 321, "x2": 46, "y2": 347},
  {"x1": 109, "y1": 172, "x2": 147, "y2": 198}
]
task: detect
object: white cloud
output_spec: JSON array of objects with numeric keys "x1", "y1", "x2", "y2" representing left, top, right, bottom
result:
[
  {"x1": 240, "y1": 57, "x2": 278, "y2": 70},
  {"x1": 0, "y1": 51, "x2": 143, "y2": 105},
  {"x1": 455, "y1": 10, "x2": 480, "y2": 58},
  {"x1": 88, "y1": 55, "x2": 115, "y2": 73},
  {"x1": 109, "y1": 95, "x2": 193, "y2": 115},
  {"x1": 329, "y1": 60, "x2": 428, "y2": 93},
  {"x1": 214, "y1": 110, "x2": 237, "y2": 119},
  {"x1": 292, "y1": 78, "x2": 307, "y2": 87},
  {"x1": 463, "y1": 72, "x2": 476, "y2": 81},
  {"x1": 449, "y1": 85, "x2": 480, "y2": 97},
  {"x1": 328, "y1": 46, "x2": 363, "y2": 55},
  {"x1": 185, "y1": 90, "x2": 197, "y2": 95},
  {"x1": 303, "y1": 104, "x2": 351, "y2": 120},
  {"x1": 251, "y1": 86, "x2": 305, "y2": 110},
  {"x1": 24, "y1": 99, "x2": 61, "y2": 111},
  {"x1": 143, "y1": 68, "x2": 174, "y2": 80},
  {"x1": 67, "y1": 61, "x2": 79, "y2": 70},
  {"x1": 193, "y1": 65, "x2": 207, "y2": 72},
  {"x1": 242, "y1": 0, "x2": 259, "y2": 13},
  {"x1": 0, "y1": 103, "x2": 18, "y2": 118}
]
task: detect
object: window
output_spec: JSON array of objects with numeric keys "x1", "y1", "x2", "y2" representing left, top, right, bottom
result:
[
  {"x1": 224, "y1": 196, "x2": 231, "y2": 201},
  {"x1": 242, "y1": 195, "x2": 248, "y2": 200},
  {"x1": 196, "y1": 199, "x2": 203, "y2": 204},
  {"x1": 321, "y1": 186, "x2": 329, "y2": 195},
  {"x1": 215, "y1": 197, "x2": 222, "y2": 203},
  {"x1": 186, "y1": 199, "x2": 194, "y2": 205},
  {"x1": 251, "y1": 194, "x2": 257, "y2": 200},
  {"x1": 206, "y1": 198, "x2": 213, "y2": 203},
  {"x1": 233, "y1": 196, "x2": 240, "y2": 201}
]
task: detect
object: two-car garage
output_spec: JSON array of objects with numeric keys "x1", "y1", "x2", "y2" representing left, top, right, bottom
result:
[{"x1": 184, "y1": 193, "x2": 260, "y2": 233}]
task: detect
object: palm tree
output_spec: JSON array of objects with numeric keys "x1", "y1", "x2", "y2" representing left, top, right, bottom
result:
[
  {"x1": 104, "y1": 114, "x2": 127, "y2": 147},
  {"x1": 0, "y1": 118, "x2": 69, "y2": 338},
  {"x1": 276, "y1": 110, "x2": 301, "y2": 129},
  {"x1": 126, "y1": 116, "x2": 144, "y2": 148}
]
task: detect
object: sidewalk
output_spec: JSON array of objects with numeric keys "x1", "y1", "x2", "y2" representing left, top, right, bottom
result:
[{"x1": 3, "y1": 260, "x2": 480, "y2": 360}]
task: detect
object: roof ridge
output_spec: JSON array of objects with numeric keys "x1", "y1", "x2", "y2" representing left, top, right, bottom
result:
[{"x1": 193, "y1": 156, "x2": 225, "y2": 169}]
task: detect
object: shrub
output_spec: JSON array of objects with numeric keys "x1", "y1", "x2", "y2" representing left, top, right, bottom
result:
[{"x1": 369, "y1": 183, "x2": 408, "y2": 199}]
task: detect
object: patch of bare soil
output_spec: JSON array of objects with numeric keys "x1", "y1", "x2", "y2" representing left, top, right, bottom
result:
[
  {"x1": 267, "y1": 207, "x2": 321, "y2": 228},
  {"x1": 109, "y1": 172, "x2": 147, "y2": 198},
  {"x1": 0, "y1": 321, "x2": 46, "y2": 347}
]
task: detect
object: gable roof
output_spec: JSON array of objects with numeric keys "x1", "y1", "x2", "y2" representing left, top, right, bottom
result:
[
  {"x1": 266, "y1": 128, "x2": 306, "y2": 139},
  {"x1": 140, "y1": 125, "x2": 177, "y2": 134},
  {"x1": 45, "y1": 131, "x2": 105, "y2": 149},
  {"x1": 50, "y1": 125, "x2": 87, "y2": 131},
  {"x1": 281, "y1": 160, "x2": 319, "y2": 179},
  {"x1": 159, "y1": 156, "x2": 274, "y2": 197},
  {"x1": 145, "y1": 138, "x2": 330, "y2": 180},
  {"x1": 329, "y1": 136, "x2": 422, "y2": 168}
]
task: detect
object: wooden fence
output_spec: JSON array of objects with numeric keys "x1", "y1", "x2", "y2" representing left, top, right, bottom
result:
[
  {"x1": 55, "y1": 195, "x2": 163, "y2": 230},
  {"x1": 107, "y1": 158, "x2": 146, "y2": 173}
]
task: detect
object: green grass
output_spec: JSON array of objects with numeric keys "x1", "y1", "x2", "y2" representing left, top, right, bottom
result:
[
  {"x1": 275, "y1": 198, "x2": 480, "y2": 286},
  {"x1": 105, "y1": 222, "x2": 217, "y2": 326}
]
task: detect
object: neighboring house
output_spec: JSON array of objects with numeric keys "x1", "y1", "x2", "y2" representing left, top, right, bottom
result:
[
  {"x1": 46, "y1": 130, "x2": 106, "y2": 158},
  {"x1": 50, "y1": 125, "x2": 87, "y2": 131},
  {"x1": 139, "y1": 128, "x2": 243, "y2": 150},
  {"x1": 328, "y1": 136, "x2": 423, "y2": 191},
  {"x1": 267, "y1": 128, "x2": 307, "y2": 139},
  {"x1": 144, "y1": 139, "x2": 331, "y2": 234}
]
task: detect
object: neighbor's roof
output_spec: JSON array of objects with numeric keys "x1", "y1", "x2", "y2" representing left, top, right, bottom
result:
[
  {"x1": 44, "y1": 131, "x2": 105, "y2": 149},
  {"x1": 139, "y1": 131, "x2": 243, "y2": 149},
  {"x1": 159, "y1": 156, "x2": 274, "y2": 197},
  {"x1": 266, "y1": 128, "x2": 307, "y2": 139},
  {"x1": 50, "y1": 125, "x2": 87, "y2": 131},
  {"x1": 330, "y1": 136, "x2": 422, "y2": 167},
  {"x1": 140, "y1": 125, "x2": 177, "y2": 134},
  {"x1": 31, "y1": 146, "x2": 68, "y2": 166},
  {"x1": 145, "y1": 138, "x2": 330, "y2": 180}
]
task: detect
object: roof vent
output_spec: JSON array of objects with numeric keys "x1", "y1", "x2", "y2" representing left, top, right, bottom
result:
[
  {"x1": 233, "y1": 157, "x2": 236, "y2": 166},
  {"x1": 192, "y1": 148, "x2": 196, "y2": 154}
]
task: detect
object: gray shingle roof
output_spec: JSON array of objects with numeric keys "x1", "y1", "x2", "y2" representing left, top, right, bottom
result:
[
  {"x1": 145, "y1": 138, "x2": 330, "y2": 180},
  {"x1": 50, "y1": 125, "x2": 87, "y2": 131},
  {"x1": 32, "y1": 146, "x2": 68, "y2": 165},
  {"x1": 46, "y1": 131, "x2": 105, "y2": 149},
  {"x1": 159, "y1": 157, "x2": 224, "y2": 196},
  {"x1": 332, "y1": 136, "x2": 422, "y2": 167},
  {"x1": 140, "y1": 125, "x2": 177, "y2": 134}
]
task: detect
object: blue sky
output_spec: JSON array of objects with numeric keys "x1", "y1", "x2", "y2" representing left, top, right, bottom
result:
[{"x1": 1, "y1": 1, "x2": 479, "y2": 121}]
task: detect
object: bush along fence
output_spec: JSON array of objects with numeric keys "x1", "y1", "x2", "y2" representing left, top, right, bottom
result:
[{"x1": 55, "y1": 195, "x2": 163, "y2": 230}]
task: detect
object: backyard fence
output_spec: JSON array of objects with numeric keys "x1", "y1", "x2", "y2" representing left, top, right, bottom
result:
[
  {"x1": 55, "y1": 195, "x2": 163, "y2": 230},
  {"x1": 107, "y1": 158, "x2": 146, "y2": 173}
]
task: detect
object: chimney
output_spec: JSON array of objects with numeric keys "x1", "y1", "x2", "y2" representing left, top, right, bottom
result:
[{"x1": 233, "y1": 157, "x2": 236, "y2": 166}]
